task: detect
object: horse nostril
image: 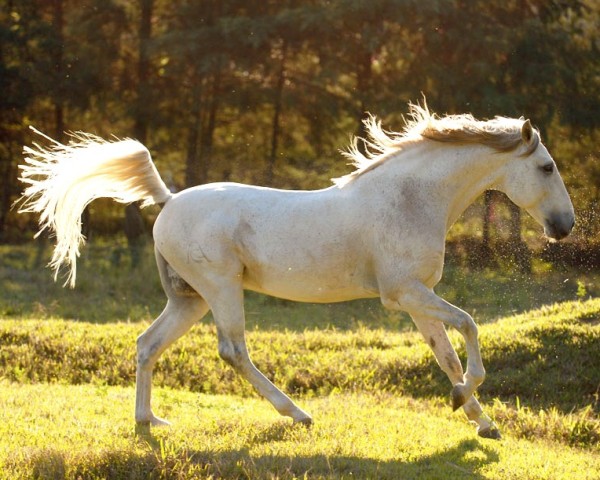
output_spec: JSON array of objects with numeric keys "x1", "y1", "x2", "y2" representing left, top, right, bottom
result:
[{"x1": 546, "y1": 213, "x2": 574, "y2": 241}]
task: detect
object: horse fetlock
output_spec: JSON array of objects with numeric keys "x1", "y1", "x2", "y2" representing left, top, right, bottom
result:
[
  {"x1": 472, "y1": 411, "x2": 501, "y2": 440},
  {"x1": 276, "y1": 401, "x2": 312, "y2": 423}
]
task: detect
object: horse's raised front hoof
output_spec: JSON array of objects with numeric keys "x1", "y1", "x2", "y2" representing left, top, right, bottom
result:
[
  {"x1": 478, "y1": 425, "x2": 502, "y2": 440},
  {"x1": 451, "y1": 384, "x2": 468, "y2": 411}
]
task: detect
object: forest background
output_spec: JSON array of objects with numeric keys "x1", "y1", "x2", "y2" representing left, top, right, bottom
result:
[
  {"x1": 1, "y1": 4, "x2": 600, "y2": 476},
  {"x1": 1, "y1": 0, "x2": 599, "y2": 270}
]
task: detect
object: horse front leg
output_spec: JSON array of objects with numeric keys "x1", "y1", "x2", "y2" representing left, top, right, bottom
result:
[
  {"x1": 411, "y1": 316, "x2": 501, "y2": 439},
  {"x1": 382, "y1": 283, "x2": 486, "y2": 416}
]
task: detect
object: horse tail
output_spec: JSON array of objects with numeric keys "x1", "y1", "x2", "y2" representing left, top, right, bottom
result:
[{"x1": 17, "y1": 127, "x2": 172, "y2": 287}]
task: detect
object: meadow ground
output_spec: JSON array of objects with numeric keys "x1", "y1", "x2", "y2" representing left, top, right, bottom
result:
[
  {"x1": 0, "y1": 383, "x2": 598, "y2": 479},
  {"x1": 0, "y1": 242, "x2": 599, "y2": 478}
]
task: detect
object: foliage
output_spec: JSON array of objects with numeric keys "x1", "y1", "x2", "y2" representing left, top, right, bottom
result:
[{"x1": 1, "y1": 0, "x2": 599, "y2": 243}]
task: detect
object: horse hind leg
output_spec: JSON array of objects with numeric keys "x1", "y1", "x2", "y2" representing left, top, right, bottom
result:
[
  {"x1": 411, "y1": 316, "x2": 501, "y2": 439},
  {"x1": 186, "y1": 270, "x2": 312, "y2": 425},
  {"x1": 135, "y1": 252, "x2": 209, "y2": 426}
]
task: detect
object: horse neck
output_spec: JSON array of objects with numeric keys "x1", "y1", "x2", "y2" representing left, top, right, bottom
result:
[
  {"x1": 440, "y1": 145, "x2": 511, "y2": 229},
  {"x1": 354, "y1": 142, "x2": 510, "y2": 232}
]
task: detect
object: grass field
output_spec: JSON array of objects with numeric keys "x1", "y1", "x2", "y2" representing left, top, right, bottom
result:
[
  {"x1": 0, "y1": 242, "x2": 599, "y2": 478},
  {"x1": 0, "y1": 302, "x2": 599, "y2": 478},
  {"x1": 0, "y1": 384, "x2": 598, "y2": 480}
]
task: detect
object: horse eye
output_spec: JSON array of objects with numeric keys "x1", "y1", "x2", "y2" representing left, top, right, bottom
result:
[{"x1": 540, "y1": 163, "x2": 554, "y2": 174}]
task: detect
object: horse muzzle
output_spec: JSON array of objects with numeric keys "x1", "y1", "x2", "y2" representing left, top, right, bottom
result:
[{"x1": 544, "y1": 211, "x2": 575, "y2": 241}]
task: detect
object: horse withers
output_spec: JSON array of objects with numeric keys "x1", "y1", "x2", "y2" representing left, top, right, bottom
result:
[{"x1": 18, "y1": 104, "x2": 574, "y2": 439}]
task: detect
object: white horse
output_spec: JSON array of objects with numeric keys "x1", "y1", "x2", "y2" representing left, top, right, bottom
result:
[{"x1": 18, "y1": 104, "x2": 574, "y2": 439}]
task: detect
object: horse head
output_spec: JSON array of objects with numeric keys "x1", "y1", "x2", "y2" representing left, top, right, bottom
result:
[{"x1": 498, "y1": 120, "x2": 575, "y2": 241}]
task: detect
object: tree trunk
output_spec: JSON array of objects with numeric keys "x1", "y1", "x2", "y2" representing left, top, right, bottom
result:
[
  {"x1": 354, "y1": 47, "x2": 373, "y2": 154},
  {"x1": 199, "y1": 70, "x2": 219, "y2": 184},
  {"x1": 474, "y1": 190, "x2": 499, "y2": 269},
  {"x1": 185, "y1": 74, "x2": 203, "y2": 188},
  {"x1": 508, "y1": 199, "x2": 531, "y2": 273},
  {"x1": 52, "y1": 0, "x2": 65, "y2": 141},
  {"x1": 32, "y1": 0, "x2": 66, "y2": 256},
  {"x1": 265, "y1": 41, "x2": 287, "y2": 185},
  {"x1": 124, "y1": 202, "x2": 146, "y2": 268},
  {"x1": 0, "y1": 29, "x2": 16, "y2": 239},
  {"x1": 126, "y1": 0, "x2": 155, "y2": 262},
  {"x1": 134, "y1": 0, "x2": 154, "y2": 143},
  {"x1": 482, "y1": 190, "x2": 493, "y2": 250},
  {"x1": 0, "y1": 139, "x2": 15, "y2": 240}
]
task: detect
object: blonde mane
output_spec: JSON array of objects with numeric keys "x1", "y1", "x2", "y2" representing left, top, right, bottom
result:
[{"x1": 333, "y1": 103, "x2": 540, "y2": 187}]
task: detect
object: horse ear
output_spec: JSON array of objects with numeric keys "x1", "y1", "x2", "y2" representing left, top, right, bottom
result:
[{"x1": 521, "y1": 119, "x2": 534, "y2": 145}]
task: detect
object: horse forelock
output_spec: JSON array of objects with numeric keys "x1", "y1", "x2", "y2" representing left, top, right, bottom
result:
[{"x1": 333, "y1": 103, "x2": 540, "y2": 187}]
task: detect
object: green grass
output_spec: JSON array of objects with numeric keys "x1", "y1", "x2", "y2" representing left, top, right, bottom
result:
[
  {"x1": 0, "y1": 384, "x2": 598, "y2": 480},
  {"x1": 0, "y1": 299, "x2": 599, "y2": 478},
  {"x1": 1, "y1": 299, "x2": 599, "y2": 416},
  {"x1": 1, "y1": 242, "x2": 599, "y2": 478}
]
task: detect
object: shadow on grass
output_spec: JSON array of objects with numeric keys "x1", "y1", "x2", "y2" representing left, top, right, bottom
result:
[
  {"x1": 250, "y1": 440, "x2": 497, "y2": 480},
  {"x1": 19, "y1": 436, "x2": 498, "y2": 480}
]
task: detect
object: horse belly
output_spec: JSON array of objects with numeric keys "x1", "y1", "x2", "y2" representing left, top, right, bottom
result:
[{"x1": 241, "y1": 257, "x2": 377, "y2": 303}]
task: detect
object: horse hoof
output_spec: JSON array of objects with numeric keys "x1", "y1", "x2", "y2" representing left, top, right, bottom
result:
[
  {"x1": 451, "y1": 385, "x2": 467, "y2": 411},
  {"x1": 136, "y1": 415, "x2": 171, "y2": 428},
  {"x1": 478, "y1": 425, "x2": 502, "y2": 440},
  {"x1": 294, "y1": 416, "x2": 313, "y2": 427}
]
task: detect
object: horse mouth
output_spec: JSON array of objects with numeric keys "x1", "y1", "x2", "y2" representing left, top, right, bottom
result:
[{"x1": 544, "y1": 213, "x2": 575, "y2": 241}]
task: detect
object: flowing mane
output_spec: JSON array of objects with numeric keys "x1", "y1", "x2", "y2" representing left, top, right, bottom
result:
[{"x1": 333, "y1": 103, "x2": 540, "y2": 186}]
